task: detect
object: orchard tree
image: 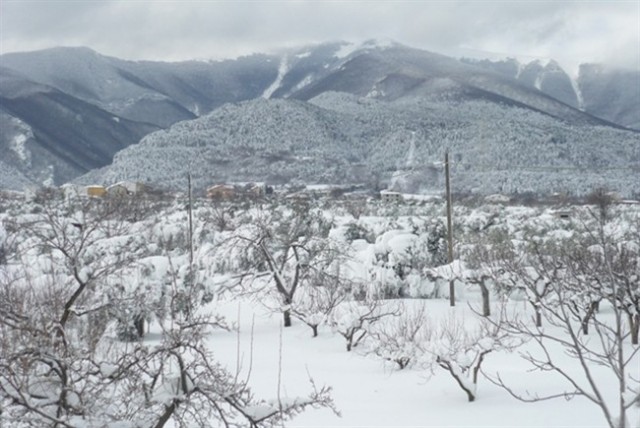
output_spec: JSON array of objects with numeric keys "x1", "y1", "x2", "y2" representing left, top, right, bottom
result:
[
  {"x1": 484, "y1": 213, "x2": 640, "y2": 428},
  {"x1": 367, "y1": 301, "x2": 430, "y2": 369},
  {"x1": 0, "y1": 196, "x2": 338, "y2": 428},
  {"x1": 328, "y1": 298, "x2": 399, "y2": 352},
  {"x1": 290, "y1": 265, "x2": 350, "y2": 337},
  {"x1": 234, "y1": 206, "x2": 336, "y2": 327},
  {"x1": 426, "y1": 313, "x2": 516, "y2": 402}
]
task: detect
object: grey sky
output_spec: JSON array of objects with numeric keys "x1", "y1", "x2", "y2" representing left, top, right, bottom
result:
[{"x1": 1, "y1": 1, "x2": 638, "y2": 74}]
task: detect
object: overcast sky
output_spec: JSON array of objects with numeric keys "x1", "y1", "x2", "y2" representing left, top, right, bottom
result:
[{"x1": 1, "y1": 1, "x2": 638, "y2": 75}]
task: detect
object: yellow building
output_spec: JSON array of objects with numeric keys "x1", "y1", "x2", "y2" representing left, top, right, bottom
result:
[{"x1": 86, "y1": 185, "x2": 107, "y2": 198}]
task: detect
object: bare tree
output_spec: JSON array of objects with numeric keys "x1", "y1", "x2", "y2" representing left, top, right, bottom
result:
[
  {"x1": 459, "y1": 231, "x2": 513, "y2": 317},
  {"x1": 233, "y1": 207, "x2": 335, "y2": 327},
  {"x1": 483, "y1": 219, "x2": 640, "y2": 428},
  {"x1": 290, "y1": 265, "x2": 350, "y2": 337},
  {"x1": 328, "y1": 298, "x2": 400, "y2": 352},
  {"x1": 470, "y1": 234, "x2": 559, "y2": 328},
  {"x1": 427, "y1": 313, "x2": 516, "y2": 402},
  {"x1": 0, "y1": 283, "x2": 336, "y2": 427},
  {"x1": 0, "y1": 198, "x2": 338, "y2": 428},
  {"x1": 586, "y1": 186, "x2": 614, "y2": 224},
  {"x1": 344, "y1": 198, "x2": 368, "y2": 220},
  {"x1": 5, "y1": 198, "x2": 141, "y2": 333},
  {"x1": 367, "y1": 301, "x2": 430, "y2": 369}
]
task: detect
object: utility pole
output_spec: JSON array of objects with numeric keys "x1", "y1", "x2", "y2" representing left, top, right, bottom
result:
[
  {"x1": 187, "y1": 172, "x2": 194, "y2": 268},
  {"x1": 445, "y1": 151, "x2": 455, "y2": 306}
]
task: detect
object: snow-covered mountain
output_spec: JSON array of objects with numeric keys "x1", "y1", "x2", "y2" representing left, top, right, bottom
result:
[
  {"x1": 1, "y1": 41, "x2": 638, "y2": 193},
  {"x1": 0, "y1": 46, "x2": 279, "y2": 127},
  {"x1": 462, "y1": 57, "x2": 639, "y2": 130},
  {"x1": 0, "y1": 67, "x2": 158, "y2": 188},
  {"x1": 578, "y1": 64, "x2": 640, "y2": 131}
]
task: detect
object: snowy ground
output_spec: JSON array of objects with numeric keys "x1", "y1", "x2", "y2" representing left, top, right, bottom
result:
[
  {"x1": 2, "y1": 196, "x2": 638, "y2": 427},
  {"x1": 163, "y1": 294, "x2": 635, "y2": 428}
]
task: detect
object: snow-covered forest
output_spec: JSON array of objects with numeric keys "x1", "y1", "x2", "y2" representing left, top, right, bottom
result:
[
  {"x1": 78, "y1": 94, "x2": 640, "y2": 198},
  {"x1": 0, "y1": 190, "x2": 638, "y2": 427}
]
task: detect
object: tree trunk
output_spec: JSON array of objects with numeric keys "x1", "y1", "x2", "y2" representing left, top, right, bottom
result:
[
  {"x1": 629, "y1": 313, "x2": 639, "y2": 345},
  {"x1": 534, "y1": 305, "x2": 542, "y2": 328},
  {"x1": 134, "y1": 315, "x2": 145, "y2": 338},
  {"x1": 282, "y1": 294, "x2": 292, "y2": 327},
  {"x1": 581, "y1": 316, "x2": 589, "y2": 335},
  {"x1": 311, "y1": 324, "x2": 318, "y2": 337},
  {"x1": 283, "y1": 309, "x2": 292, "y2": 327},
  {"x1": 581, "y1": 301, "x2": 599, "y2": 335},
  {"x1": 479, "y1": 281, "x2": 490, "y2": 317},
  {"x1": 439, "y1": 358, "x2": 476, "y2": 402}
]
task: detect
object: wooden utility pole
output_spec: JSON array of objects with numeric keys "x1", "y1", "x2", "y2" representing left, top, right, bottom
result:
[{"x1": 445, "y1": 151, "x2": 455, "y2": 306}]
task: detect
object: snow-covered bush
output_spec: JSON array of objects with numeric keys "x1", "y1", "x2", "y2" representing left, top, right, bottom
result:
[{"x1": 343, "y1": 221, "x2": 375, "y2": 243}]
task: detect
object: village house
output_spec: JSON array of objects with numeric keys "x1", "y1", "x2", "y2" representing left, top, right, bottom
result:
[
  {"x1": 86, "y1": 185, "x2": 107, "y2": 198},
  {"x1": 60, "y1": 183, "x2": 84, "y2": 200},
  {"x1": 244, "y1": 182, "x2": 267, "y2": 197},
  {"x1": 380, "y1": 189, "x2": 403, "y2": 204},
  {"x1": 553, "y1": 209, "x2": 572, "y2": 220},
  {"x1": 285, "y1": 191, "x2": 311, "y2": 207},
  {"x1": 207, "y1": 184, "x2": 235, "y2": 200},
  {"x1": 122, "y1": 181, "x2": 145, "y2": 194},
  {"x1": 107, "y1": 183, "x2": 130, "y2": 197}
]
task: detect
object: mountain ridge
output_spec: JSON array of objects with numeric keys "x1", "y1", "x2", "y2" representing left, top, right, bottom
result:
[{"x1": 1, "y1": 41, "x2": 638, "y2": 194}]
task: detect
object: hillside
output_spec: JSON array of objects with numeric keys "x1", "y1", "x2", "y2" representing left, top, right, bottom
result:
[{"x1": 78, "y1": 94, "x2": 640, "y2": 197}]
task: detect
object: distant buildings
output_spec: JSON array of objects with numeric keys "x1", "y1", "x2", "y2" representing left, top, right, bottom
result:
[
  {"x1": 59, "y1": 181, "x2": 146, "y2": 200},
  {"x1": 206, "y1": 182, "x2": 268, "y2": 200}
]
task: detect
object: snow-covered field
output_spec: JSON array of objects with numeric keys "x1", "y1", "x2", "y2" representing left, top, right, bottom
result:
[
  {"x1": 200, "y1": 295, "x2": 632, "y2": 427},
  {"x1": 1, "y1": 193, "x2": 638, "y2": 427}
]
